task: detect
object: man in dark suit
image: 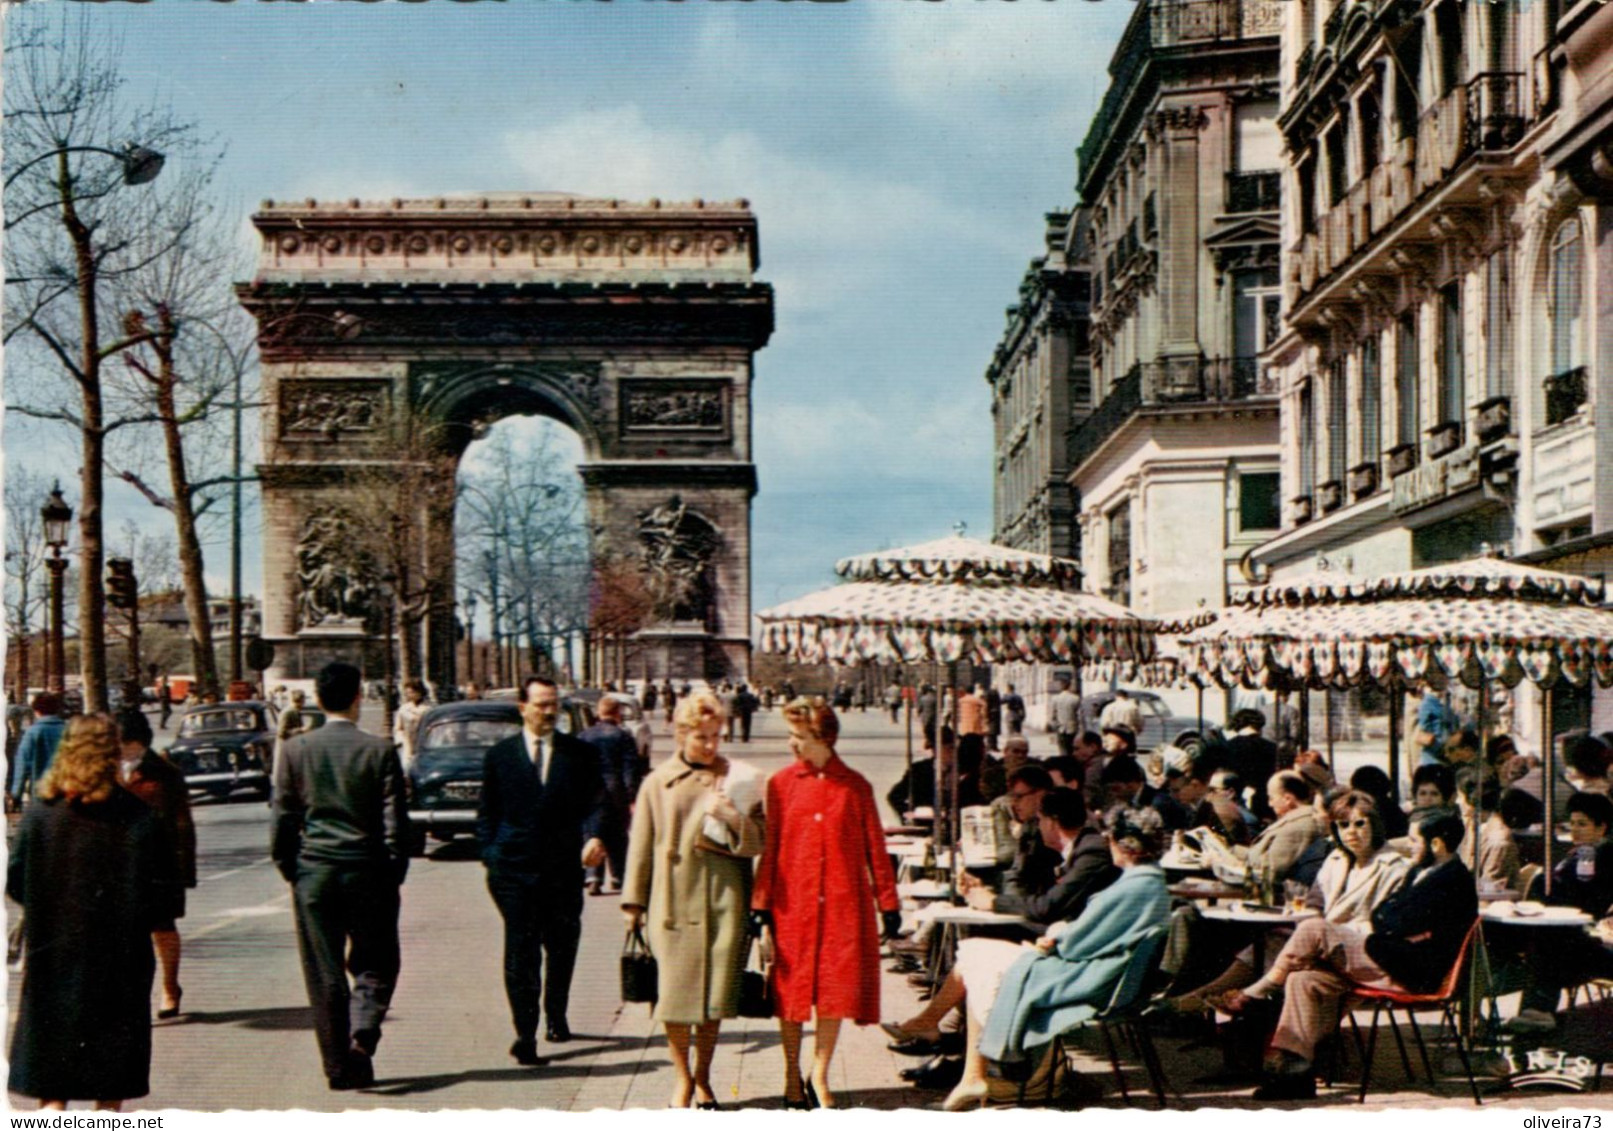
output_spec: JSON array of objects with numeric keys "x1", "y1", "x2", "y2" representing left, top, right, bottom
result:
[
  {"x1": 271, "y1": 661, "x2": 410, "y2": 1090},
  {"x1": 477, "y1": 676, "x2": 608, "y2": 1064},
  {"x1": 578, "y1": 693, "x2": 642, "y2": 895},
  {"x1": 964, "y1": 786, "x2": 1118, "y2": 926},
  {"x1": 1224, "y1": 709, "x2": 1280, "y2": 820}
]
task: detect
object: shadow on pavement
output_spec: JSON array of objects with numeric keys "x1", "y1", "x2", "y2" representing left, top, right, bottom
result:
[
  {"x1": 162, "y1": 1005, "x2": 314, "y2": 1031},
  {"x1": 366, "y1": 1061, "x2": 642, "y2": 1097}
]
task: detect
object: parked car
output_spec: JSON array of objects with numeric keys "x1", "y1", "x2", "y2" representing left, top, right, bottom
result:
[
  {"x1": 167, "y1": 700, "x2": 278, "y2": 801},
  {"x1": 1080, "y1": 689, "x2": 1223, "y2": 756},
  {"x1": 405, "y1": 695, "x2": 595, "y2": 855}
]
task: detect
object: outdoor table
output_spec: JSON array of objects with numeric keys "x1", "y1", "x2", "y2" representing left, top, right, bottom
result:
[
  {"x1": 923, "y1": 905, "x2": 1035, "y2": 985},
  {"x1": 1475, "y1": 904, "x2": 1596, "y2": 1043},
  {"x1": 1477, "y1": 889, "x2": 1521, "y2": 903},
  {"x1": 1160, "y1": 849, "x2": 1211, "y2": 876},
  {"x1": 1168, "y1": 880, "x2": 1246, "y2": 904},
  {"x1": 1199, "y1": 903, "x2": 1318, "y2": 968},
  {"x1": 898, "y1": 879, "x2": 955, "y2": 901}
]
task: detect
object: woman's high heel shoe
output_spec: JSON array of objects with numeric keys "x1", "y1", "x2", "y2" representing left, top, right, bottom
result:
[
  {"x1": 156, "y1": 989, "x2": 183, "y2": 1021},
  {"x1": 782, "y1": 1077, "x2": 814, "y2": 1110}
]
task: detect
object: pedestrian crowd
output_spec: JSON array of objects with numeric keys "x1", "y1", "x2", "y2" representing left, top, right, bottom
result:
[{"x1": 9, "y1": 668, "x2": 1613, "y2": 1111}]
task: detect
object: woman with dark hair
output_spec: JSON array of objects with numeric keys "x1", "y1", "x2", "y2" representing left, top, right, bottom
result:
[
  {"x1": 1349, "y1": 765, "x2": 1408, "y2": 838},
  {"x1": 7, "y1": 714, "x2": 178, "y2": 1109},
  {"x1": 1168, "y1": 791, "x2": 1407, "y2": 1012},
  {"x1": 754, "y1": 698, "x2": 899, "y2": 1109},
  {"x1": 115, "y1": 708, "x2": 196, "y2": 1019},
  {"x1": 1237, "y1": 811, "x2": 1477, "y2": 1100},
  {"x1": 933, "y1": 807, "x2": 1171, "y2": 1110}
]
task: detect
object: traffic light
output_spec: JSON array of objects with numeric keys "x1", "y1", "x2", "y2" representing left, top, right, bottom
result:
[{"x1": 106, "y1": 557, "x2": 139, "y2": 610}]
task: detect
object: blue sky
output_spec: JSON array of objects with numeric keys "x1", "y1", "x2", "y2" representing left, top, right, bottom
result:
[{"x1": 6, "y1": 0, "x2": 1133, "y2": 622}]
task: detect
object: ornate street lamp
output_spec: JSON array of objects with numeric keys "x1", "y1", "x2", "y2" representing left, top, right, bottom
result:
[
  {"x1": 40, "y1": 484, "x2": 73, "y2": 695},
  {"x1": 4, "y1": 143, "x2": 164, "y2": 191},
  {"x1": 464, "y1": 592, "x2": 479, "y2": 689}
]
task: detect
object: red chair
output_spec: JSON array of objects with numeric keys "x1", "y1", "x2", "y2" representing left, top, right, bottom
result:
[{"x1": 1343, "y1": 919, "x2": 1483, "y2": 1105}]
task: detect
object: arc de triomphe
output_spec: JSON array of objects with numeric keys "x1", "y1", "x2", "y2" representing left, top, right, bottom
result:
[{"x1": 237, "y1": 194, "x2": 773, "y2": 693}]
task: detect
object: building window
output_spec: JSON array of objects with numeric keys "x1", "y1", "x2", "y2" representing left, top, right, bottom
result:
[
  {"x1": 1326, "y1": 116, "x2": 1350, "y2": 205},
  {"x1": 1298, "y1": 381, "x2": 1317, "y2": 495},
  {"x1": 1396, "y1": 313, "x2": 1420, "y2": 446},
  {"x1": 1328, "y1": 359, "x2": 1348, "y2": 482},
  {"x1": 1298, "y1": 154, "x2": 1318, "y2": 235},
  {"x1": 1106, "y1": 502, "x2": 1132, "y2": 607},
  {"x1": 1436, "y1": 0, "x2": 1465, "y2": 97},
  {"x1": 1360, "y1": 335, "x2": 1382, "y2": 462},
  {"x1": 1239, "y1": 472, "x2": 1281, "y2": 532},
  {"x1": 1233, "y1": 267, "x2": 1282, "y2": 360},
  {"x1": 1550, "y1": 216, "x2": 1585, "y2": 377},
  {"x1": 1485, "y1": 250, "x2": 1512, "y2": 399},
  {"x1": 1358, "y1": 79, "x2": 1383, "y2": 173},
  {"x1": 1438, "y1": 282, "x2": 1464, "y2": 426}
]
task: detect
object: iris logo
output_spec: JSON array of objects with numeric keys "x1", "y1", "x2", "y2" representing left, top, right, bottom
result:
[{"x1": 1501, "y1": 1047, "x2": 1600, "y2": 1092}]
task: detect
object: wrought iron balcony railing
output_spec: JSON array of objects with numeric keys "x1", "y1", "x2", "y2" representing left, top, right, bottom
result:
[
  {"x1": 1067, "y1": 357, "x2": 1276, "y2": 471},
  {"x1": 1543, "y1": 367, "x2": 1589, "y2": 428}
]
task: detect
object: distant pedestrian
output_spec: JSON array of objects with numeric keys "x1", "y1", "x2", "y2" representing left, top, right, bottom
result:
[
  {"x1": 116, "y1": 708, "x2": 195, "y2": 1020},
  {"x1": 477, "y1": 677, "x2": 608, "y2": 1061},
  {"x1": 393, "y1": 681, "x2": 428, "y2": 770},
  {"x1": 662, "y1": 679, "x2": 678, "y2": 724},
  {"x1": 984, "y1": 686, "x2": 1002, "y2": 749},
  {"x1": 623, "y1": 691, "x2": 764, "y2": 1109},
  {"x1": 8, "y1": 713, "x2": 179, "y2": 1110},
  {"x1": 756, "y1": 698, "x2": 900, "y2": 1109},
  {"x1": 1099, "y1": 689, "x2": 1144, "y2": 736},
  {"x1": 8, "y1": 693, "x2": 66, "y2": 806},
  {"x1": 155, "y1": 674, "x2": 172, "y2": 730},
  {"x1": 1049, "y1": 680, "x2": 1082, "y2": 758},
  {"x1": 1002, "y1": 684, "x2": 1026, "y2": 736},
  {"x1": 642, "y1": 682, "x2": 659, "y2": 713},
  {"x1": 734, "y1": 682, "x2": 758, "y2": 743},
  {"x1": 272, "y1": 662, "x2": 411, "y2": 1090},
  {"x1": 276, "y1": 689, "x2": 310, "y2": 774},
  {"x1": 957, "y1": 685, "x2": 987, "y2": 738},
  {"x1": 579, "y1": 695, "x2": 642, "y2": 895},
  {"x1": 884, "y1": 684, "x2": 902, "y2": 724}
]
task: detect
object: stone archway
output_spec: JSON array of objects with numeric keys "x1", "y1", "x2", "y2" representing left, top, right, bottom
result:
[{"x1": 239, "y1": 194, "x2": 774, "y2": 693}]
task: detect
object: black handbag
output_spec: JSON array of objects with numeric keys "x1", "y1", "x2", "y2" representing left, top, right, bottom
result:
[
  {"x1": 739, "y1": 938, "x2": 774, "y2": 1019},
  {"x1": 621, "y1": 925, "x2": 658, "y2": 1004}
]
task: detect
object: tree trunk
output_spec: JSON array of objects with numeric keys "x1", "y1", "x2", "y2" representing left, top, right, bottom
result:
[
  {"x1": 65, "y1": 154, "x2": 108, "y2": 713},
  {"x1": 151, "y1": 308, "x2": 221, "y2": 700}
]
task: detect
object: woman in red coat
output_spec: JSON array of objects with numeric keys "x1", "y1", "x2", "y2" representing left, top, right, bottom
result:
[{"x1": 754, "y1": 699, "x2": 900, "y2": 1108}]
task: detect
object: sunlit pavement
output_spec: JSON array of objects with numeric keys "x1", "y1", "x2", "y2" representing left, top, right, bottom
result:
[{"x1": 8, "y1": 707, "x2": 1608, "y2": 1111}]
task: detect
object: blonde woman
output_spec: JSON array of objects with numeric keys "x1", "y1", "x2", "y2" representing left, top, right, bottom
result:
[
  {"x1": 8, "y1": 714, "x2": 179, "y2": 1109},
  {"x1": 622, "y1": 690, "x2": 765, "y2": 1109}
]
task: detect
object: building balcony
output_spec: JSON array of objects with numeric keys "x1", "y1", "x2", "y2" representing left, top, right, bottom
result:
[
  {"x1": 1386, "y1": 442, "x2": 1419, "y2": 478},
  {"x1": 1475, "y1": 395, "x2": 1512, "y2": 444},
  {"x1": 1226, "y1": 171, "x2": 1281, "y2": 214},
  {"x1": 1291, "y1": 494, "x2": 1315, "y2": 525},
  {"x1": 1290, "y1": 73, "x2": 1528, "y2": 313},
  {"x1": 1347, "y1": 461, "x2": 1379, "y2": 501},
  {"x1": 1153, "y1": 0, "x2": 1282, "y2": 46},
  {"x1": 1066, "y1": 356, "x2": 1277, "y2": 472},
  {"x1": 1427, "y1": 419, "x2": 1464, "y2": 460},
  {"x1": 1543, "y1": 367, "x2": 1589, "y2": 427},
  {"x1": 1317, "y1": 479, "x2": 1345, "y2": 514}
]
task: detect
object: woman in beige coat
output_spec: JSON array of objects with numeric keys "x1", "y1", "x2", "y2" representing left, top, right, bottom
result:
[{"x1": 623, "y1": 691, "x2": 764, "y2": 1109}]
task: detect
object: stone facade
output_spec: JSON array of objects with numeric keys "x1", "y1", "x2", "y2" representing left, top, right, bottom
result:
[
  {"x1": 240, "y1": 194, "x2": 773, "y2": 691},
  {"x1": 1072, "y1": 0, "x2": 1284, "y2": 622},
  {"x1": 1257, "y1": 0, "x2": 1613, "y2": 741},
  {"x1": 988, "y1": 209, "x2": 1092, "y2": 561}
]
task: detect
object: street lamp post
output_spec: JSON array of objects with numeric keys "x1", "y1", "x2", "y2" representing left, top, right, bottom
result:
[
  {"x1": 464, "y1": 592, "x2": 478, "y2": 689},
  {"x1": 41, "y1": 485, "x2": 73, "y2": 696}
]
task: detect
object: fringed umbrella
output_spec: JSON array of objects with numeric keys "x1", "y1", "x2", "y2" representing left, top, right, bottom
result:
[
  {"x1": 1180, "y1": 557, "x2": 1613, "y2": 893},
  {"x1": 758, "y1": 534, "x2": 1154, "y2": 862}
]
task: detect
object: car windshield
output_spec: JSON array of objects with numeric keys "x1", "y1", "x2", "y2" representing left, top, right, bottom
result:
[
  {"x1": 181, "y1": 709, "x2": 259, "y2": 735},
  {"x1": 420, "y1": 718, "x2": 522, "y2": 751}
]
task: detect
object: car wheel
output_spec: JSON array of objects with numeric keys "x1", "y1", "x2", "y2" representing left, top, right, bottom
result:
[{"x1": 1176, "y1": 733, "x2": 1206, "y2": 759}]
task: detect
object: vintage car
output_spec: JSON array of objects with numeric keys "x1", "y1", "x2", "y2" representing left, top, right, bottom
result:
[
  {"x1": 167, "y1": 701, "x2": 278, "y2": 801},
  {"x1": 405, "y1": 695, "x2": 594, "y2": 855},
  {"x1": 1080, "y1": 689, "x2": 1224, "y2": 756}
]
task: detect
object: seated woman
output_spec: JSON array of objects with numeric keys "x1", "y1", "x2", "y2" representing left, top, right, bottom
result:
[
  {"x1": 1227, "y1": 812, "x2": 1478, "y2": 1100},
  {"x1": 883, "y1": 807, "x2": 1170, "y2": 1111},
  {"x1": 1164, "y1": 791, "x2": 1408, "y2": 1012},
  {"x1": 1471, "y1": 782, "x2": 1529, "y2": 893},
  {"x1": 1503, "y1": 791, "x2": 1613, "y2": 1034},
  {"x1": 1407, "y1": 764, "x2": 1457, "y2": 824},
  {"x1": 1349, "y1": 766, "x2": 1409, "y2": 839}
]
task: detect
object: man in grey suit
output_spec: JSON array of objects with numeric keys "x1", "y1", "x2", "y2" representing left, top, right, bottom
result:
[{"x1": 272, "y1": 661, "x2": 411, "y2": 1090}]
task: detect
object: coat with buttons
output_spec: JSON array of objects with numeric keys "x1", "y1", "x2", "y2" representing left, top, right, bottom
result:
[
  {"x1": 752, "y1": 753, "x2": 899, "y2": 1024},
  {"x1": 622, "y1": 754, "x2": 765, "y2": 1023}
]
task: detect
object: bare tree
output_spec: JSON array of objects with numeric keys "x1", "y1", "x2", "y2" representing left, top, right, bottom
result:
[
  {"x1": 4, "y1": 468, "x2": 55, "y2": 698},
  {"x1": 457, "y1": 425, "x2": 589, "y2": 682},
  {"x1": 4, "y1": 10, "x2": 217, "y2": 712},
  {"x1": 104, "y1": 163, "x2": 249, "y2": 702}
]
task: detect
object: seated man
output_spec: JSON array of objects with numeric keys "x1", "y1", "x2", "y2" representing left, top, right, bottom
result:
[
  {"x1": 887, "y1": 727, "x2": 949, "y2": 820},
  {"x1": 960, "y1": 786, "x2": 1118, "y2": 926},
  {"x1": 1235, "y1": 771, "x2": 1324, "y2": 880},
  {"x1": 1152, "y1": 758, "x2": 1210, "y2": 833},
  {"x1": 1503, "y1": 791, "x2": 1613, "y2": 1034},
  {"x1": 1100, "y1": 752, "x2": 1154, "y2": 812},
  {"x1": 1232, "y1": 812, "x2": 1478, "y2": 1100},
  {"x1": 1197, "y1": 768, "x2": 1260, "y2": 847}
]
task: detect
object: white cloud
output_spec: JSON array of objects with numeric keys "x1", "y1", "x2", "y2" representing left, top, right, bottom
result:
[{"x1": 500, "y1": 105, "x2": 1023, "y2": 313}]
